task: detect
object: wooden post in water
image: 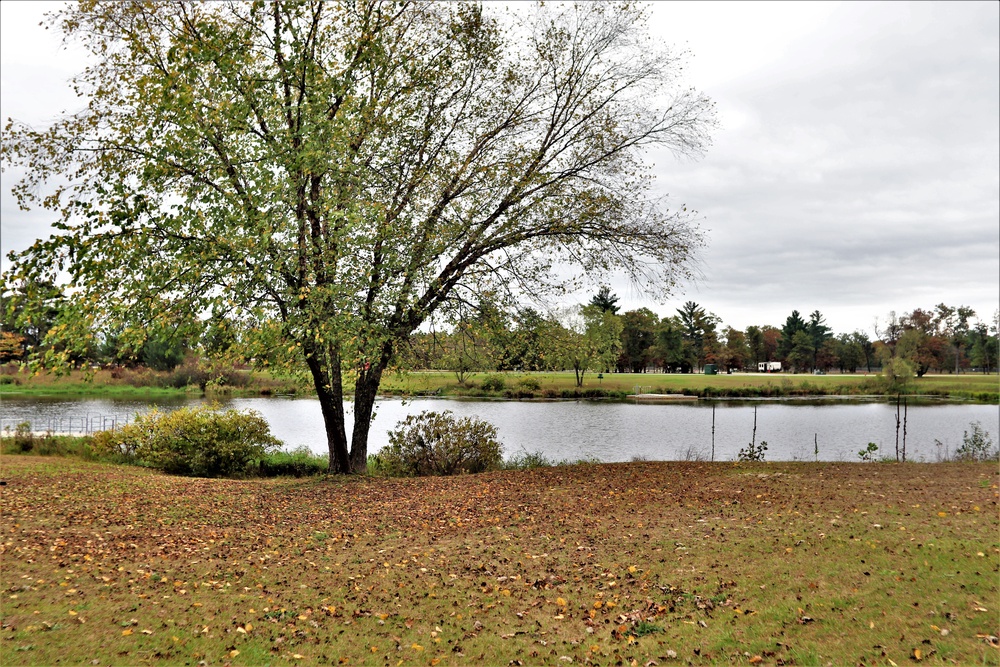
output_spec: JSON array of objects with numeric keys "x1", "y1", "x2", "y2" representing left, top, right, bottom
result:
[
  {"x1": 895, "y1": 393, "x2": 902, "y2": 462},
  {"x1": 902, "y1": 397, "x2": 908, "y2": 462},
  {"x1": 814, "y1": 433, "x2": 818, "y2": 462},
  {"x1": 711, "y1": 404, "x2": 716, "y2": 462}
]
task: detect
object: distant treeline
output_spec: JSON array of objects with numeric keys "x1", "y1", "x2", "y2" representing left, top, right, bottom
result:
[{"x1": 2, "y1": 282, "x2": 996, "y2": 382}]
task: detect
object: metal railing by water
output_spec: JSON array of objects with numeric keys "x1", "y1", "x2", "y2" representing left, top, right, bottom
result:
[{"x1": 1, "y1": 414, "x2": 134, "y2": 436}]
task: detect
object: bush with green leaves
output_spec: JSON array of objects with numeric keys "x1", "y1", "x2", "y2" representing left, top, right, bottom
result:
[
  {"x1": 737, "y1": 440, "x2": 768, "y2": 462},
  {"x1": 93, "y1": 405, "x2": 281, "y2": 477},
  {"x1": 480, "y1": 374, "x2": 506, "y2": 392},
  {"x1": 258, "y1": 446, "x2": 328, "y2": 477},
  {"x1": 503, "y1": 450, "x2": 554, "y2": 470},
  {"x1": 379, "y1": 410, "x2": 502, "y2": 477},
  {"x1": 517, "y1": 377, "x2": 541, "y2": 391},
  {"x1": 858, "y1": 442, "x2": 879, "y2": 462},
  {"x1": 13, "y1": 421, "x2": 34, "y2": 452},
  {"x1": 955, "y1": 421, "x2": 997, "y2": 462}
]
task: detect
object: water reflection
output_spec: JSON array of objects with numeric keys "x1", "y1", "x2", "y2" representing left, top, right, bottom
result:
[{"x1": 3, "y1": 395, "x2": 996, "y2": 463}]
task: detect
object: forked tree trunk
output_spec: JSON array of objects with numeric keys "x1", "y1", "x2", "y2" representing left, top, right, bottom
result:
[
  {"x1": 304, "y1": 343, "x2": 351, "y2": 473},
  {"x1": 349, "y1": 365, "x2": 386, "y2": 474}
]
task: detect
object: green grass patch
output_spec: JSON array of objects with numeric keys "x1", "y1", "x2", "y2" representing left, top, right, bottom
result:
[
  {"x1": 4, "y1": 367, "x2": 997, "y2": 402},
  {"x1": 379, "y1": 370, "x2": 999, "y2": 402}
]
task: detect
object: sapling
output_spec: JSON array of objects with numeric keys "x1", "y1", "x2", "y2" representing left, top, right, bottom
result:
[{"x1": 858, "y1": 442, "x2": 879, "y2": 462}]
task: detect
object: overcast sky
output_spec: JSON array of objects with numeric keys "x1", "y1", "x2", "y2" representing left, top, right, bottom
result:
[{"x1": 1, "y1": 1, "x2": 998, "y2": 336}]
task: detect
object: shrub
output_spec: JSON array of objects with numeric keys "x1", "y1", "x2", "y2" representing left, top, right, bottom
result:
[
  {"x1": 503, "y1": 450, "x2": 553, "y2": 470},
  {"x1": 379, "y1": 410, "x2": 503, "y2": 477},
  {"x1": 3, "y1": 433, "x2": 98, "y2": 459},
  {"x1": 93, "y1": 405, "x2": 281, "y2": 477},
  {"x1": 13, "y1": 421, "x2": 34, "y2": 452},
  {"x1": 517, "y1": 377, "x2": 541, "y2": 391},
  {"x1": 857, "y1": 442, "x2": 879, "y2": 462},
  {"x1": 737, "y1": 440, "x2": 768, "y2": 462},
  {"x1": 162, "y1": 362, "x2": 210, "y2": 389},
  {"x1": 258, "y1": 447, "x2": 327, "y2": 477},
  {"x1": 955, "y1": 421, "x2": 997, "y2": 462},
  {"x1": 480, "y1": 374, "x2": 506, "y2": 392},
  {"x1": 367, "y1": 453, "x2": 385, "y2": 476}
]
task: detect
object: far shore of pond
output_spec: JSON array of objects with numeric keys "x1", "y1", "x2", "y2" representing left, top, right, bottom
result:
[{"x1": 2, "y1": 367, "x2": 997, "y2": 403}]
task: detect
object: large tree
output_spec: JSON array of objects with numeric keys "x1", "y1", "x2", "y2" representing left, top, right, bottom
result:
[
  {"x1": 618, "y1": 308, "x2": 658, "y2": 373},
  {"x1": 675, "y1": 301, "x2": 717, "y2": 371},
  {"x1": 553, "y1": 305, "x2": 623, "y2": 387},
  {"x1": 2, "y1": 1, "x2": 714, "y2": 473},
  {"x1": 777, "y1": 310, "x2": 807, "y2": 362}
]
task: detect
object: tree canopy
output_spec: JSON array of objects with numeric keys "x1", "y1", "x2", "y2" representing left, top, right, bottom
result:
[{"x1": 2, "y1": 1, "x2": 715, "y2": 472}]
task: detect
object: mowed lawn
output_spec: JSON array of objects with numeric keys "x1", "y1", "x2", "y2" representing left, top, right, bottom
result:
[
  {"x1": 3, "y1": 368, "x2": 997, "y2": 400},
  {"x1": 380, "y1": 370, "x2": 998, "y2": 398},
  {"x1": 1, "y1": 457, "x2": 997, "y2": 666}
]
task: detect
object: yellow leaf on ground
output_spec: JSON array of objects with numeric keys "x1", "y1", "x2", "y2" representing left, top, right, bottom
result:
[
  {"x1": 121, "y1": 629, "x2": 133, "y2": 636},
  {"x1": 557, "y1": 597, "x2": 567, "y2": 606},
  {"x1": 412, "y1": 644, "x2": 424, "y2": 651},
  {"x1": 230, "y1": 650, "x2": 240, "y2": 658}
]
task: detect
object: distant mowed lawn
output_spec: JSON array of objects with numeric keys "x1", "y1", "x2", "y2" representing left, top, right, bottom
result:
[
  {"x1": 2, "y1": 457, "x2": 997, "y2": 666},
  {"x1": 2, "y1": 368, "x2": 997, "y2": 403}
]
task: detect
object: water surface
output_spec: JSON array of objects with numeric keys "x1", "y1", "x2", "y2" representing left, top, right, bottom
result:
[{"x1": 2, "y1": 395, "x2": 996, "y2": 463}]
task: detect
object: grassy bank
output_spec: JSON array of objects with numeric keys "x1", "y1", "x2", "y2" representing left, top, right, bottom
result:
[
  {"x1": 1, "y1": 457, "x2": 997, "y2": 666},
  {"x1": 0, "y1": 367, "x2": 303, "y2": 399},
  {"x1": 3, "y1": 367, "x2": 997, "y2": 402},
  {"x1": 380, "y1": 370, "x2": 1000, "y2": 402}
]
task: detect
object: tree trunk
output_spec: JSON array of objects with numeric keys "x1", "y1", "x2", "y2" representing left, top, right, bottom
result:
[
  {"x1": 304, "y1": 343, "x2": 351, "y2": 473},
  {"x1": 350, "y1": 364, "x2": 386, "y2": 474}
]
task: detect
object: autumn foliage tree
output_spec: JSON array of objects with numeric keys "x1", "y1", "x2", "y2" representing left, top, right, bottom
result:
[{"x1": 2, "y1": 1, "x2": 714, "y2": 472}]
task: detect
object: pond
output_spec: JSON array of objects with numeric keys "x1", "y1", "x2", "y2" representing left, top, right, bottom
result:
[{"x1": 2, "y1": 395, "x2": 997, "y2": 463}]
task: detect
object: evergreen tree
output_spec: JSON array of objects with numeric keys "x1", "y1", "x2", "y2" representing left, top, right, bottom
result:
[{"x1": 589, "y1": 286, "x2": 621, "y2": 314}]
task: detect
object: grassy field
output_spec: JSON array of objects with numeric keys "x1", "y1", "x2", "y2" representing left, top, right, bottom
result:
[
  {"x1": 0, "y1": 368, "x2": 303, "y2": 399},
  {"x1": 1, "y1": 457, "x2": 997, "y2": 666},
  {"x1": 2, "y1": 367, "x2": 997, "y2": 401},
  {"x1": 381, "y1": 370, "x2": 999, "y2": 401}
]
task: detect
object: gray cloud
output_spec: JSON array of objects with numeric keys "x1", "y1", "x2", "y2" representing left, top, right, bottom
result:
[
  {"x1": 635, "y1": 1, "x2": 999, "y2": 333},
  {"x1": 2, "y1": 2, "x2": 997, "y2": 337}
]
